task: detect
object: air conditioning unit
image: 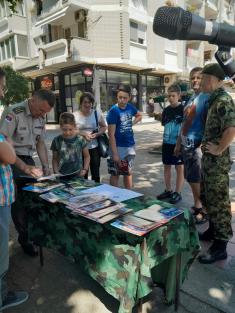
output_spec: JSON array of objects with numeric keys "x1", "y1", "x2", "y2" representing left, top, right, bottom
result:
[
  {"x1": 164, "y1": 75, "x2": 175, "y2": 86},
  {"x1": 75, "y1": 10, "x2": 86, "y2": 22}
]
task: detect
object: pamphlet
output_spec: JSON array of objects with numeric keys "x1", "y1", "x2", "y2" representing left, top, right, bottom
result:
[
  {"x1": 134, "y1": 204, "x2": 183, "y2": 222},
  {"x1": 81, "y1": 184, "x2": 143, "y2": 202},
  {"x1": 23, "y1": 181, "x2": 64, "y2": 193}
]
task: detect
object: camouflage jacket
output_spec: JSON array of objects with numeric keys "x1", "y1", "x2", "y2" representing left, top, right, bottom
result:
[{"x1": 202, "y1": 88, "x2": 235, "y2": 163}]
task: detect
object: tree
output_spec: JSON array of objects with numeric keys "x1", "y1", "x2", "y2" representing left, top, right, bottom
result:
[
  {"x1": 0, "y1": 0, "x2": 22, "y2": 13},
  {"x1": 2, "y1": 66, "x2": 29, "y2": 106}
]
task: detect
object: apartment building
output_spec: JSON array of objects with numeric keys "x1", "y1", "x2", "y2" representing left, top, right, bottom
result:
[{"x1": 0, "y1": 0, "x2": 234, "y2": 122}]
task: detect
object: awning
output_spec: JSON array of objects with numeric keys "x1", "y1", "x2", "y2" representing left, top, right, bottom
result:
[{"x1": 35, "y1": 6, "x2": 69, "y2": 27}]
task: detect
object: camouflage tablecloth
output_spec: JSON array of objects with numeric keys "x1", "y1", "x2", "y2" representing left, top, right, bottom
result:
[{"x1": 26, "y1": 189, "x2": 200, "y2": 313}]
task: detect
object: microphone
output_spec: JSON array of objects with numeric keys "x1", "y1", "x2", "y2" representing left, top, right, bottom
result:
[{"x1": 153, "y1": 6, "x2": 235, "y2": 47}]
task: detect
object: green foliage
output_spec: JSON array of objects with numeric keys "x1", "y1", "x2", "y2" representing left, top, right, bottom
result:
[
  {"x1": 0, "y1": 0, "x2": 22, "y2": 13},
  {"x1": 2, "y1": 66, "x2": 29, "y2": 106}
]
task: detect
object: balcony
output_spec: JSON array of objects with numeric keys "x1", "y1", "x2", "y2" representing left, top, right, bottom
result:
[
  {"x1": 0, "y1": 15, "x2": 27, "y2": 39},
  {"x1": 39, "y1": 39, "x2": 68, "y2": 68},
  {"x1": 39, "y1": 37, "x2": 92, "y2": 68},
  {"x1": 205, "y1": 0, "x2": 219, "y2": 20}
]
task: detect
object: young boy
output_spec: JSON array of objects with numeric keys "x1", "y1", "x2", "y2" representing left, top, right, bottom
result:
[
  {"x1": 107, "y1": 84, "x2": 142, "y2": 189},
  {"x1": 51, "y1": 112, "x2": 90, "y2": 176},
  {"x1": 157, "y1": 84, "x2": 184, "y2": 204}
]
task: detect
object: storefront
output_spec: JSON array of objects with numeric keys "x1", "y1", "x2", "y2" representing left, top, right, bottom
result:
[
  {"x1": 60, "y1": 65, "x2": 164, "y2": 114},
  {"x1": 34, "y1": 65, "x2": 164, "y2": 123}
]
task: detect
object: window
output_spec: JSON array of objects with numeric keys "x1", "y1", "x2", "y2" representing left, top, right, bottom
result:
[
  {"x1": 130, "y1": 21, "x2": 146, "y2": 45},
  {"x1": 0, "y1": 1, "x2": 6, "y2": 18},
  {"x1": 75, "y1": 10, "x2": 88, "y2": 39},
  {"x1": 0, "y1": 36, "x2": 16, "y2": 60},
  {"x1": 1, "y1": 42, "x2": 5, "y2": 60},
  {"x1": 17, "y1": 35, "x2": 28, "y2": 57},
  {"x1": 15, "y1": 1, "x2": 24, "y2": 16}
]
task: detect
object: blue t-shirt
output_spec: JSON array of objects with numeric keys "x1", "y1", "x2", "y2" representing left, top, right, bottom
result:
[
  {"x1": 181, "y1": 92, "x2": 209, "y2": 149},
  {"x1": 106, "y1": 103, "x2": 138, "y2": 147},
  {"x1": 162, "y1": 104, "x2": 184, "y2": 145}
]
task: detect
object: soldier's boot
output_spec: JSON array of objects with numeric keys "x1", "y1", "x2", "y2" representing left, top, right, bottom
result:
[
  {"x1": 198, "y1": 222, "x2": 214, "y2": 241},
  {"x1": 198, "y1": 239, "x2": 228, "y2": 264}
]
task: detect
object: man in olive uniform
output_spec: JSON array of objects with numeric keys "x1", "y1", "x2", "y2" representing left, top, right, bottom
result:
[
  {"x1": 0, "y1": 89, "x2": 55, "y2": 256},
  {"x1": 199, "y1": 63, "x2": 235, "y2": 264}
]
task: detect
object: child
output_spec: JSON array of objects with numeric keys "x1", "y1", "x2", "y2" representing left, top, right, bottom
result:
[
  {"x1": 107, "y1": 84, "x2": 142, "y2": 189},
  {"x1": 51, "y1": 112, "x2": 90, "y2": 176},
  {"x1": 0, "y1": 134, "x2": 29, "y2": 310},
  {"x1": 157, "y1": 84, "x2": 184, "y2": 204}
]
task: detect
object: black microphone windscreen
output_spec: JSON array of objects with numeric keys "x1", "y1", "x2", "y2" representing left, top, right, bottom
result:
[{"x1": 153, "y1": 6, "x2": 192, "y2": 40}]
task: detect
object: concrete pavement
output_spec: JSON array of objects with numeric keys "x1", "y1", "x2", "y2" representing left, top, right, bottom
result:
[{"x1": 6, "y1": 118, "x2": 235, "y2": 313}]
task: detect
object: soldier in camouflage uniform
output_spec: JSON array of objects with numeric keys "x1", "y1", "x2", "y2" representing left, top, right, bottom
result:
[
  {"x1": 0, "y1": 89, "x2": 55, "y2": 256},
  {"x1": 198, "y1": 63, "x2": 235, "y2": 264}
]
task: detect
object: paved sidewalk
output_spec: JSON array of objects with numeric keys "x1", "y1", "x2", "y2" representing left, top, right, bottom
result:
[{"x1": 6, "y1": 120, "x2": 235, "y2": 313}]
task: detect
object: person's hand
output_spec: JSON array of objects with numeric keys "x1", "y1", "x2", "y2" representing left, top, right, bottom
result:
[
  {"x1": 90, "y1": 132, "x2": 98, "y2": 139},
  {"x1": 84, "y1": 133, "x2": 93, "y2": 141},
  {"x1": 79, "y1": 169, "x2": 87, "y2": 177},
  {"x1": 204, "y1": 142, "x2": 222, "y2": 156},
  {"x1": 113, "y1": 153, "x2": 121, "y2": 165},
  {"x1": 24, "y1": 165, "x2": 43, "y2": 178},
  {"x1": 174, "y1": 143, "x2": 181, "y2": 157},
  {"x1": 42, "y1": 165, "x2": 51, "y2": 176},
  {"x1": 154, "y1": 112, "x2": 162, "y2": 121}
]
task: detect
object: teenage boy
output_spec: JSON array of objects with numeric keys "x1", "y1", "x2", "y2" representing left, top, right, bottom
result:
[
  {"x1": 157, "y1": 84, "x2": 184, "y2": 204},
  {"x1": 107, "y1": 84, "x2": 142, "y2": 189}
]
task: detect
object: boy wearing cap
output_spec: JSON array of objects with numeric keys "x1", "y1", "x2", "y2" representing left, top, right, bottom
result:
[{"x1": 198, "y1": 63, "x2": 235, "y2": 264}]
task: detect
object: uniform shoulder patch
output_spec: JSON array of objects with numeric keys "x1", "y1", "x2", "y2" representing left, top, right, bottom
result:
[{"x1": 12, "y1": 106, "x2": 25, "y2": 114}]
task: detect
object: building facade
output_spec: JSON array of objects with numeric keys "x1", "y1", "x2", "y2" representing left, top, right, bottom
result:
[{"x1": 0, "y1": 0, "x2": 234, "y2": 122}]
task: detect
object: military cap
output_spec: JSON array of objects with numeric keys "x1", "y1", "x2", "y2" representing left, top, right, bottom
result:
[{"x1": 201, "y1": 63, "x2": 226, "y2": 80}]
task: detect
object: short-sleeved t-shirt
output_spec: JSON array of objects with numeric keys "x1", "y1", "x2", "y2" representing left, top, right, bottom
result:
[
  {"x1": 0, "y1": 134, "x2": 15, "y2": 206},
  {"x1": 106, "y1": 103, "x2": 138, "y2": 147},
  {"x1": 181, "y1": 92, "x2": 209, "y2": 149},
  {"x1": 50, "y1": 135, "x2": 87, "y2": 174},
  {"x1": 162, "y1": 104, "x2": 184, "y2": 145},
  {"x1": 0, "y1": 100, "x2": 46, "y2": 156}
]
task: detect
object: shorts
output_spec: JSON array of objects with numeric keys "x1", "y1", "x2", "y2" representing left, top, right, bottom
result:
[
  {"x1": 162, "y1": 143, "x2": 183, "y2": 165},
  {"x1": 181, "y1": 146, "x2": 202, "y2": 183},
  {"x1": 107, "y1": 155, "x2": 135, "y2": 176}
]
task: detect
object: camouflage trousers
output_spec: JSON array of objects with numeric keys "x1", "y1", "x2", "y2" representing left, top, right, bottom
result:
[{"x1": 201, "y1": 154, "x2": 233, "y2": 241}]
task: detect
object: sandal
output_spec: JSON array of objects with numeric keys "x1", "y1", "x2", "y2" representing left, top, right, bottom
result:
[{"x1": 191, "y1": 207, "x2": 208, "y2": 225}]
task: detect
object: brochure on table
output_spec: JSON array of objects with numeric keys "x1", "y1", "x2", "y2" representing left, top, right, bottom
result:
[{"x1": 81, "y1": 184, "x2": 143, "y2": 202}]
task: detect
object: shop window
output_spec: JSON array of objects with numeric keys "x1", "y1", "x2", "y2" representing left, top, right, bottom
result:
[
  {"x1": 107, "y1": 70, "x2": 131, "y2": 84},
  {"x1": 71, "y1": 72, "x2": 84, "y2": 85},
  {"x1": 65, "y1": 75, "x2": 70, "y2": 86},
  {"x1": 130, "y1": 21, "x2": 146, "y2": 45}
]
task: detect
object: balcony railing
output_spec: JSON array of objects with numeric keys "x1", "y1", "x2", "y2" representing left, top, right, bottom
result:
[{"x1": 39, "y1": 37, "x2": 92, "y2": 68}]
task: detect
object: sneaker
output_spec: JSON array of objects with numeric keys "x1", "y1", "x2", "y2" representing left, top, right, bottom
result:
[
  {"x1": 169, "y1": 192, "x2": 182, "y2": 204},
  {"x1": 1, "y1": 291, "x2": 29, "y2": 311},
  {"x1": 157, "y1": 190, "x2": 173, "y2": 200}
]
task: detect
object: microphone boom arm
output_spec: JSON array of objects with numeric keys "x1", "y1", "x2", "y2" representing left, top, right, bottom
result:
[{"x1": 215, "y1": 46, "x2": 235, "y2": 83}]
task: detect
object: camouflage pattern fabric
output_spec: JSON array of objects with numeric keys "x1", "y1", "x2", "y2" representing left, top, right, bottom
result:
[
  {"x1": 26, "y1": 188, "x2": 199, "y2": 313},
  {"x1": 201, "y1": 88, "x2": 235, "y2": 241}
]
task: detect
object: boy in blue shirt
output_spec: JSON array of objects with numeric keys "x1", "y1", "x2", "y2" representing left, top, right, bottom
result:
[
  {"x1": 157, "y1": 84, "x2": 184, "y2": 204},
  {"x1": 107, "y1": 84, "x2": 142, "y2": 189}
]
